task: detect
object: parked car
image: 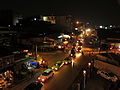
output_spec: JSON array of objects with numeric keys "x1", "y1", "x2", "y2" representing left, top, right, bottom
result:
[
  {"x1": 52, "y1": 61, "x2": 64, "y2": 71},
  {"x1": 38, "y1": 69, "x2": 54, "y2": 83},
  {"x1": 24, "y1": 80, "x2": 43, "y2": 90},
  {"x1": 97, "y1": 69, "x2": 118, "y2": 82}
]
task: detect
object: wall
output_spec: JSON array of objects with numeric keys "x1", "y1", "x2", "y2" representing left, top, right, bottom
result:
[{"x1": 94, "y1": 60, "x2": 120, "y2": 78}]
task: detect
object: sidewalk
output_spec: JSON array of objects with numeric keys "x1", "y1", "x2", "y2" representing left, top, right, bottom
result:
[{"x1": 84, "y1": 78, "x2": 104, "y2": 90}]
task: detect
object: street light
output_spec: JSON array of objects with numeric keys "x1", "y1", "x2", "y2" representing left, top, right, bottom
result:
[
  {"x1": 83, "y1": 70, "x2": 86, "y2": 89},
  {"x1": 88, "y1": 62, "x2": 91, "y2": 78},
  {"x1": 76, "y1": 21, "x2": 80, "y2": 24},
  {"x1": 88, "y1": 62, "x2": 91, "y2": 68}
]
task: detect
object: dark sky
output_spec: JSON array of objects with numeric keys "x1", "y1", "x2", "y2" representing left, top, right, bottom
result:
[{"x1": 0, "y1": 0, "x2": 120, "y2": 25}]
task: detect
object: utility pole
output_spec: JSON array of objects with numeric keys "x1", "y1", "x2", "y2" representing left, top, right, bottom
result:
[{"x1": 35, "y1": 44, "x2": 38, "y2": 59}]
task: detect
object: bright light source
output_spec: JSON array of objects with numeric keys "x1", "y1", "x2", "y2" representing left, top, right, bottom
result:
[
  {"x1": 86, "y1": 28, "x2": 91, "y2": 32},
  {"x1": 110, "y1": 25, "x2": 112, "y2": 28},
  {"x1": 58, "y1": 34, "x2": 70, "y2": 38},
  {"x1": 63, "y1": 41, "x2": 69, "y2": 45},
  {"x1": 72, "y1": 59, "x2": 74, "y2": 67},
  {"x1": 76, "y1": 21, "x2": 80, "y2": 24},
  {"x1": 42, "y1": 79, "x2": 45, "y2": 82},
  {"x1": 105, "y1": 27, "x2": 108, "y2": 29},
  {"x1": 88, "y1": 62, "x2": 91, "y2": 67},
  {"x1": 34, "y1": 18, "x2": 37, "y2": 21},
  {"x1": 99, "y1": 26, "x2": 103, "y2": 28},
  {"x1": 8, "y1": 25, "x2": 10, "y2": 27},
  {"x1": 23, "y1": 50, "x2": 28, "y2": 52},
  {"x1": 43, "y1": 17, "x2": 48, "y2": 21},
  {"x1": 83, "y1": 70, "x2": 86, "y2": 75},
  {"x1": 58, "y1": 45, "x2": 62, "y2": 48},
  {"x1": 75, "y1": 28, "x2": 78, "y2": 30},
  {"x1": 76, "y1": 53, "x2": 82, "y2": 58},
  {"x1": 119, "y1": 45, "x2": 120, "y2": 49}
]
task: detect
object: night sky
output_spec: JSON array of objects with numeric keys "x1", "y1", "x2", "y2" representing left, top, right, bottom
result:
[{"x1": 0, "y1": 0, "x2": 120, "y2": 25}]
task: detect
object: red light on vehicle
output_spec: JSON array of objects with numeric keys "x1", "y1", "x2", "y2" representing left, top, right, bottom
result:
[
  {"x1": 38, "y1": 77, "x2": 46, "y2": 83},
  {"x1": 41, "y1": 78, "x2": 45, "y2": 82},
  {"x1": 23, "y1": 50, "x2": 28, "y2": 52}
]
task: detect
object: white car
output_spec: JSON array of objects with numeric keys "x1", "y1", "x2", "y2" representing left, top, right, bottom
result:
[
  {"x1": 97, "y1": 70, "x2": 118, "y2": 82},
  {"x1": 38, "y1": 69, "x2": 54, "y2": 83}
]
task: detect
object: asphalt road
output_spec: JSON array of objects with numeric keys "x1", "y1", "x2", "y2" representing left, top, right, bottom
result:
[
  {"x1": 6, "y1": 49, "x2": 115, "y2": 90},
  {"x1": 38, "y1": 50, "x2": 69, "y2": 67},
  {"x1": 5, "y1": 50, "x2": 68, "y2": 90},
  {"x1": 41, "y1": 53, "x2": 91, "y2": 90}
]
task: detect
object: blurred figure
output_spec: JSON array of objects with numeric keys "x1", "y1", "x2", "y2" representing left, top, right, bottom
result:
[
  {"x1": 70, "y1": 48, "x2": 76, "y2": 58},
  {"x1": 82, "y1": 51, "x2": 84, "y2": 55}
]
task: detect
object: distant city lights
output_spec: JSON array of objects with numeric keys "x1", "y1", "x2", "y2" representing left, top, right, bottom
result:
[
  {"x1": 75, "y1": 28, "x2": 78, "y2": 30},
  {"x1": 110, "y1": 25, "x2": 112, "y2": 28},
  {"x1": 34, "y1": 18, "x2": 37, "y2": 21},
  {"x1": 76, "y1": 21, "x2": 80, "y2": 24},
  {"x1": 43, "y1": 16, "x2": 48, "y2": 21},
  {"x1": 99, "y1": 26, "x2": 103, "y2": 28}
]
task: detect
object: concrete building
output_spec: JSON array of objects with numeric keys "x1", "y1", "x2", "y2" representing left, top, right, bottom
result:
[
  {"x1": 0, "y1": 27, "x2": 17, "y2": 46},
  {"x1": 41, "y1": 15, "x2": 74, "y2": 31},
  {"x1": 0, "y1": 55, "x2": 14, "y2": 70}
]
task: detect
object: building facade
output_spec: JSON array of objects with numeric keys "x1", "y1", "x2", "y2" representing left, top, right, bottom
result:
[{"x1": 41, "y1": 15, "x2": 74, "y2": 31}]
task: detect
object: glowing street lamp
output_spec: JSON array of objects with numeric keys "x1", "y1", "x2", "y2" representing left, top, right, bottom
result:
[
  {"x1": 88, "y1": 62, "x2": 91, "y2": 68},
  {"x1": 75, "y1": 27, "x2": 78, "y2": 30},
  {"x1": 83, "y1": 70, "x2": 86, "y2": 76},
  {"x1": 88, "y1": 62, "x2": 91, "y2": 78},
  {"x1": 83, "y1": 70, "x2": 86, "y2": 89},
  {"x1": 76, "y1": 21, "x2": 80, "y2": 24}
]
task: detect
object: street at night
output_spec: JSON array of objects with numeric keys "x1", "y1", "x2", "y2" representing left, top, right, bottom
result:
[{"x1": 0, "y1": 0, "x2": 120, "y2": 90}]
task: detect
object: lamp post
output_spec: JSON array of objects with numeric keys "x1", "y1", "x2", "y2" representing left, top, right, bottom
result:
[
  {"x1": 72, "y1": 58, "x2": 74, "y2": 68},
  {"x1": 83, "y1": 70, "x2": 86, "y2": 89},
  {"x1": 88, "y1": 62, "x2": 91, "y2": 78},
  {"x1": 88, "y1": 62, "x2": 91, "y2": 68},
  {"x1": 71, "y1": 58, "x2": 75, "y2": 89}
]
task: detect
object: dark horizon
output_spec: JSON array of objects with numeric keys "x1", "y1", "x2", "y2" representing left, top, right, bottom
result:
[{"x1": 0, "y1": 0, "x2": 120, "y2": 25}]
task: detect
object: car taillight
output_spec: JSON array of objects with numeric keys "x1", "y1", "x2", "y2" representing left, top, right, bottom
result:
[
  {"x1": 38, "y1": 77, "x2": 40, "y2": 80},
  {"x1": 55, "y1": 68, "x2": 58, "y2": 70},
  {"x1": 41, "y1": 79, "x2": 45, "y2": 82}
]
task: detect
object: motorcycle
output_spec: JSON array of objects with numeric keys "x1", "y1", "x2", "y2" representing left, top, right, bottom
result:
[
  {"x1": 70, "y1": 53, "x2": 76, "y2": 58},
  {"x1": 77, "y1": 48, "x2": 82, "y2": 53}
]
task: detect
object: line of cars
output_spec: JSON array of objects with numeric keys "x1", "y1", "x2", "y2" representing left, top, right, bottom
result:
[
  {"x1": 24, "y1": 44, "x2": 83, "y2": 89},
  {"x1": 37, "y1": 56, "x2": 72, "y2": 83},
  {"x1": 38, "y1": 68, "x2": 54, "y2": 83},
  {"x1": 24, "y1": 68, "x2": 54, "y2": 90},
  {"x1": 24, "y1": 42, "x2": 83, "y2": 90},
  {"x1": 24, "y1": 55, "x2": 73, "y2": 90},
  {"x1": 52, "y1": 57, "x2": 72, "y2": 71}
]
